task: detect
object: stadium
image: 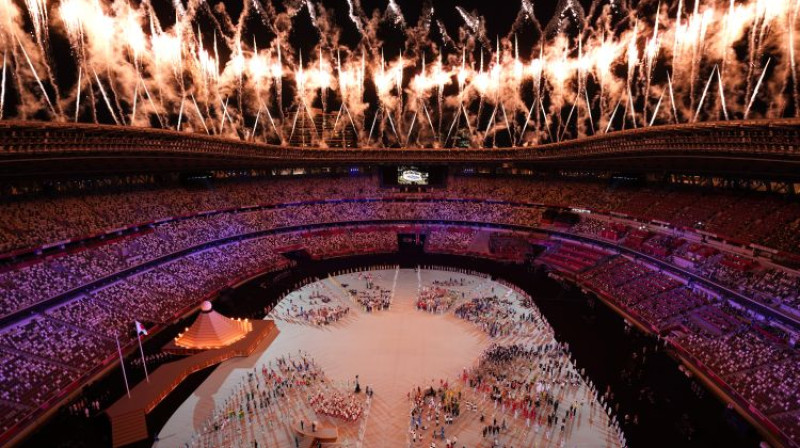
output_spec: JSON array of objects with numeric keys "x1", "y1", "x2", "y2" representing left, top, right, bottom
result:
[{"x1": 0, "y1": 0, "x2": 799, "y2": 447}]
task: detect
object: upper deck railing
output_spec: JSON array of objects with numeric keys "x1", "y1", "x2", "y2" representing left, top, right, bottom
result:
[{"x1": 1, "y1": 118, "x2": 799, "y2": 164}]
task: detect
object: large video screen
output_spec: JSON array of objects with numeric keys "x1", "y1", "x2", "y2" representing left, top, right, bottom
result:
[
  {"x1": 397, "y1": 166, "x2": 429, "y2": 185},
  {"x1": 380, "y1": 165, "x2": 447, "y2": 188}
]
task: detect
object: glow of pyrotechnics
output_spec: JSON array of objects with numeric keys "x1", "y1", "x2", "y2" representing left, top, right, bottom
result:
[
  {"x1": 606, "y1": 98, "x2": 623, "y2": 134},
  {"x1": 92, "y1": 67, "x2": 120, "y2": 125},
  {"x1": 191, "y1": 93, "x2": 209, "y2": 134},
  {"x1": 25, "y1": 0, "x2": 49, "y2": 45},
  {"x1": 584, "y1": 89, "x2": 595, "y2": 134},
  {"x1": 130, "y1": 81, "x2": 136, "y2": 125},
  {"x1": 0, "y1": 0, "x2": 795, "y2": 147},
  {"x1": 745, "y1": 58, "x2": 771, "y2": 119},
  {"x1": 539, "y1": 97, "x2": 553, "y2": 142},
  {"x1": 560, "y1": 92, "x2": 580, "y2": 141},
  {"x1": 666, "y1": 71, "x2": 679, "y2": 123},
  {"x1": 717, "y1": 68, "x2": 729, "y2": 121},
  {"x1": 518, "y1": 100, "x2": 537, "y2": 146},
  {"x1": 649, "y1": 92, "x2": 665, "y2": 127},
  {"x1": 75, "y1": 67, "x2": 81, "y2": 122},
  {"x1": 627, "y1": 87, "x2": 638, "y2": 129},
  {"x1": 252, "y1": 107, "x2": 261, "y2": 139},
  {"x1": 694, "y1": 66, "x2": 718, "y2": 123},
  {"x1": 0, "y1": 51, "x2": 6, "y2": 120},
  {"x1": 263, "y1": 104, "x2": 281, "y2": 141},
  {"x1": 14, "y1": 33, "x2": 57, "y2": 116},
  {"x1": 138, "y1": 76, "x2": 162, "y2": 128},
  {"x1": 177, "y1": 95, "x2": 185, "y2": 131},
  {"x1": 219, "y1": 97, "x2": 230, "y2": 134}
]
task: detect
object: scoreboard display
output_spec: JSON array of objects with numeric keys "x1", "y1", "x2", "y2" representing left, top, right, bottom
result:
[
  {"x1": 397, "y1": 166, "x2": 429, "y2": 185},
  {"x1": 380, "y1": 165, "x2": 447, "y2": 188}
]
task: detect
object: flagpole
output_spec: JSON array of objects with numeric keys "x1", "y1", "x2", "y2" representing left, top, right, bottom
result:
[
  {"x1": 115, "y1": 334, "x2": 131, "y2": 398},
  {"x1": 137, "y1": 328, "x2": 149, "y2": 383}
]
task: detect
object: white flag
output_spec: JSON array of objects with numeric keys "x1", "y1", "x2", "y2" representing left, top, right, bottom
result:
[{"x1": 134, "y1": 320, "x2": 148, "y2": 336}]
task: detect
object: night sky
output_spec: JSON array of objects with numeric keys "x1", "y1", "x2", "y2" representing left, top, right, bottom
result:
[
  {"x1": 3, "y1": 0, "x2": 783, "y2": 133},
  {"x1": 148, "y1": 0, "x2": 599, "y2": 61}
]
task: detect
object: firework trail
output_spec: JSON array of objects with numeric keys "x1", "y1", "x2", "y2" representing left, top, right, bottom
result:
[
  {"x1": 0, "y1": 50, "x2": 6, "y2": 120},
  {"x1": 0, "y1": 0, "x2": 794, "y2": 148}
]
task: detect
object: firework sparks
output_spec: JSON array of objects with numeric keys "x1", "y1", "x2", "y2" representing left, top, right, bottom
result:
[
  {"x1": 0, "y1": 51, "x2": 6, "y2": 120},
  {"x1": 0, "y1": 0, "x2": 793, "y2": 147}
]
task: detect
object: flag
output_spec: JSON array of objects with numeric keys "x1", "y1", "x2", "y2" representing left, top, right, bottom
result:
[
  {"x1": 134, "y1": 321, "x2": 150, "y2": 382},
  {"x1": 135, "y1": 320, "x2": 148, "y2": 336}
]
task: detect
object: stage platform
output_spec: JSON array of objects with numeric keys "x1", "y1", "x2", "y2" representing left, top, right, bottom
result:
[
  {"x1": 292, "y1": 421, "x2": 339, "y2": 445},
  {"x1": 160, "y1": 269, "x2": 623, "y2": 448},
  {"x1": 106, "y1": 320, "x2": 278, "y2": 447}
]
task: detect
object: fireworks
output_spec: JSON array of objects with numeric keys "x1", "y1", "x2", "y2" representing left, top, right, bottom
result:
[
  {"x1": 0, "y1": 50, "x2": 6, "y2": 120},
  {"x1": 0, "y1": 0, "x2": 796, "y2": 148}
]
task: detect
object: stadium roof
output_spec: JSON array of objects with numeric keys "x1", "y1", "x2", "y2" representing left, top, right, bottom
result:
[{"x1": 1, "y1": 119, "x2": 800, "y2": 180}]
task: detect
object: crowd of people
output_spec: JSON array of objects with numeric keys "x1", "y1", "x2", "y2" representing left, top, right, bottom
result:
[
  {"x1": 455, "y1": 295, "x2": 518, "y2": 339},
  {"x1": 409, "y1": 382, "x2": 462, "y2": 446},
  {"x1": 426, "y1": 228, "x2": 479, "y2": 254},
  {"x1": 570, "y1": 217, "x2": 800, "y2": 320},
  {"x1": 453, "y1": 284, "x2": 543, "y2": 339},
  {"x1": 0, "y1": 232, "x2": 395, "y2": 436},
  {"x1": 294, "y1": 305, "x2": 350, "y2": 326},
  {"x1": 1, "y1": 175, "x2": 800, "y2": 444},
  {"x1": 0, "y1": 229, "x2": 797, "y2": 445},
  {"x1": 536, "y1": 240, "x2": 612, "y2": 274},
  {"x1": 416, "y1": 286, "x2": 459, "y2": 314},
  {"x1": 309, "y1": 390, "x2": 363, "y2": 421},
  {"x1": 279, "y1": 290, "x2": 351, "y2": 327},
  {"x1": 3, "y1": 205, "x2": 794, "y2": 351},
  {"x1": 0, "y1": 199, "x2": 541, "y2": 321},
  {"x1": 0, "y1": 177, "x2": 384, "y2": 254},
  {"x1": 410, "y1": 279, "x2": 627, "y2": 448},
  {"x1": 348, "y1": 271, "x2": 393, "y2": 312},
  {"x1": 466, "y1": 344, "x2": 590, "y2": 440},
  {"x1": 303, "y1": 229, "x2": 399, "y2": 258},
  {"x1": 0, "y1": 317, "x2": 115, "y2": 372},
  {"x1": 271, "y1": 277, "x2": 353, "y2": 326},
  {"x1": 431, "y1": 276, "x2": 474, "y2": 288},
  {"x1": 4, "y1": 177, "x2": 800, "y2": 330},
  {"x1": 188, "y1": 352, "x2": 364, "y2": 447},
  {"x1": 578, "y1": 256, "x2": 800, "y2": 443},
  {"x1": 5, "y1": 176, "x2": 800, "y2": 259}
]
